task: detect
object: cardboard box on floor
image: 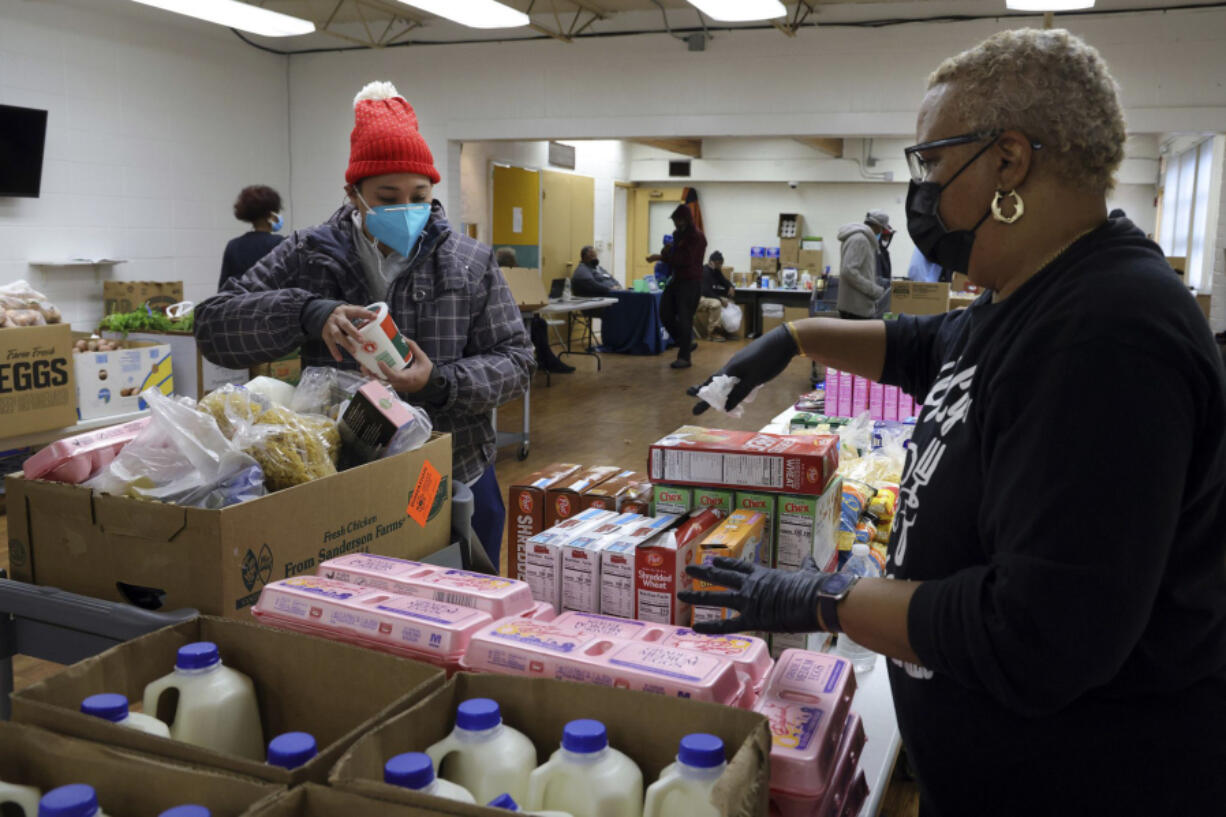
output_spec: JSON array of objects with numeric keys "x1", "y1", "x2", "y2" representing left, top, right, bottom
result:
[
  {"x1": 0, "y1": 722, "x2": 279, "y2": 817},
  {"x1": 501, "y1": 267, "x2": 549, "y2": 312},
  {"x1": 330, "y1": 673, "x2": 771, "y2": 817},
  {"x1": 890, "y1": 281, "x2": 950, "y2": 315},
  {"x1": 103, "y1": 330, "x2": 248, "y2": 400},
  {"x1": 5, "y1": 433, "x2": 452, "y2": 617},
  {"x1": 243, "y1": 784, "x2": 458, "y2": 817},
  {"x1": 0, "y1": 323, "x2": 78, "y2": 436},
  {"x1": 103, "y1": 280, "x2": 184, "y2": 315},
  {"x1": 10, "y1": 617, "x2": 446, "y2": 785}
]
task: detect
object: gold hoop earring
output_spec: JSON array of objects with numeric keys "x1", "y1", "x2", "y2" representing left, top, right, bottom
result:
[{"x1": 992, "y1": 190, "x2": 1024, "y2": 224}]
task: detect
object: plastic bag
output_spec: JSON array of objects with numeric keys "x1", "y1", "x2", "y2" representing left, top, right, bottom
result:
[
  {"x1": 291, "y1": 366, "x2": 368, "y2": 420},
  {"x1": 199, "y1": 384, "x2": 269, "y2": 439},
  {"x1": 87, "y1": 388, "x2": 266, "y2": 509},
  {"x1": 720, "y1": 303, "x2": 743, "y2": 334},
  {"x1": 384, "y1": 402, "x2": 433, "y2": 458},
  {"x1": 237, "y1": 406, "x2": 339, "y2": 492},
  {"x1": 696, "y1": 374, "x2": 763, "y2": 419},
  {"x1": 0, "y1": 280, "x2": 61, "y2": 324}
]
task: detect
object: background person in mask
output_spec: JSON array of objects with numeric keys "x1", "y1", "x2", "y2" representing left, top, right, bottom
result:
[
  {"x1": 834, "y1": 212, "x2": 888, "y2": 319},
  {"x1": 682, "y1": 29, "x2": 1226, "y2": 816},
  {"x1": 219, "y1": 185, "x2": 286, "y2": 290},
  {"x1": 647, "y1": 204, "x2": 707, "y2": 369},
  {"x1": 571, "y1": 245, "x2": 621, "y2": 296},
  {"x1": 196, "y1": 81, "x2": 534, "y2": 571}
]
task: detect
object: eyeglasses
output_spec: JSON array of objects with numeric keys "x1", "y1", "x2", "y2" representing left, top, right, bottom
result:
[{"x1": 903, "y1": 130, "x2": 1043, "y2": 182}]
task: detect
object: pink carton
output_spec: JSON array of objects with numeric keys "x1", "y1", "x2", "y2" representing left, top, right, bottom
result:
[
  {"x1": 755, "y1": 649, "x2": 857, "y2": 814},
  {"x1": 851, "y1": 377, "x2": 869, "y2": 418},
  {"x1": 461, "y1": 619, "x2": 747, "y2": 707},
  {"x1": 21, "y1": 417, "x2": 151, "y2": 484},
  {"x1": 868, "y1": 381, "x2": 884, "y2": 421},
  {"x1": 824, "y1": 368, "x2": 839, "y2": 412},
  {"x1": 817, "y1": 714, "x2": 867, "y2": 817},
  {"x1": 883, "y1": 385, "x2": 899, "y2": 422},
  {"x1": 520, "y1": 600, "x2": 558, "y2": 621},
  {"x1": 319, "y1": 554, "x2": 534, "y2": 620},
  {"x1": 550, "y1": 611, "x2": 662, "y2": 641},
  {"x1": 839, "y1": 772, "x2": 868, "y2": 817},
  {"x1": 837, "y1": 371, "x2": 853, "y2": 418},
  {"x1": 251, "y1": 576, "x2": 492, "y2": 670}
]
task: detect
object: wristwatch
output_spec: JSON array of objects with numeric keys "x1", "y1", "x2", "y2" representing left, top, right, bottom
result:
[{"x1": 817, "y1": 572, "x2": 860, "y2": 634}]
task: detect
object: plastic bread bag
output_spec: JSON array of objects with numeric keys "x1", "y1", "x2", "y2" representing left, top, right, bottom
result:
[
  {"x1": 199, "y1": 384, "x2": 270, "y2": 439},
  {"x1": 291, "y1": 366, "x2": 368, "y2": 420},
  {"x1": 87, "y1": 388, "x2": 266, "y2": 508},
  {"x1": 840, "y1": 479, "x2": 876, "y2": 532},
  {"x1": 234, "y1": 405, "x2": 340, "y2": 492}
]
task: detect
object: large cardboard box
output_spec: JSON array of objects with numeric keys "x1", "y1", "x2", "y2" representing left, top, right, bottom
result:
[
  {"x1": 507, "y1": 463, "x2": 582, "y2": 581},
  {"x1": 0, "y1": 323, "x2": 77, "y2": 436},
  {"x1": 330, "y1": 673, "x2": 772, "y2": 817},
  {"x1": 0, "y1": 722, "x2": 279, "y2": 817},
  {"x1": 250, "y1": 350, "x2": 302, "y2": 386},
  {"x1": 73, "y1": 336, "x2": 174, "y2": 421},
  {"x1": 777, "y1": 213, "x2": 804, "y2": 239},
  {"x1": 105, "y1": 330, "x2": 248, "y2": 400},
  {"x1": 890, "y1": 281, "x2": 950, "y2": 315},
  {"x1": 103, "y1": 280, "x2": 184, "y2": 315},
  {"x1": 5, "y1": 433, "x2": 453, "y2": 617},
  {"x1": 11, "y1": 617, "x2": 446, "y2": 785},
  {"x1": 501, "y1": 267, "x2": 549, "y2": 311},
  {"x1": 780, "y1": 237, "x2": 802, "y2": 266},
  {"x1": 798, "y1": 248, "x2": 824, "y2": 272},
  {"x1": 243, "y1": 784, "x2": 455, "y2": 817}
]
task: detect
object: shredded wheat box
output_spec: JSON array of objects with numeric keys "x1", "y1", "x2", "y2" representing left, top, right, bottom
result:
[{"x1": 649, "y1": 426, "x2": 838, "y2": 495}]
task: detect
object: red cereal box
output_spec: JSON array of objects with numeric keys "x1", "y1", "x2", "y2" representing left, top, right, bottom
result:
[
  {"x1": 635, "y1": 508, "x2": 724, "y2": 625},
  {"x1": 545, "y1": 465, "x2": 624, "y2": 528},
  {"x1": 578, "y1": 469, "x2": 647, "y2": 513},
  {"x1": 648, "y1": 426, "x2": 838, "y2": 496}
]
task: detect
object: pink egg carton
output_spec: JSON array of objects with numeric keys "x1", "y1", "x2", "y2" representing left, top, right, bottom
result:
[
  {"x1": 21, "y1": 417, "x2": 150, "y2": 484},
  {"x1": 548, "y1": 612, "x2": 773, "y2": 705},
  {"x1": 318, "y1": 554, "x2": 534, "y2": 620},
  {"x1": 754, "y1": 650, "x2": 857, "y2": 813},
  {"x1": 461, "y1": 618, "x2": 747, "y2": 706},
  {"x1": 520, "y1": 600, "x2": 557, "y2": 621},
  {"x1": 816, "y1": 714, "x2": 867, "y2": 817},
  {"x1": 251, "y1": 576, "x2": 492, "y2": 670},
  {"x1": 838, "y1": 772, "x2": 868, "y2": 817}
]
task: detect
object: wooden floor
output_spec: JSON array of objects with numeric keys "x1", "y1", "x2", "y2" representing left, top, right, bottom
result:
[{"x1": 0, "y1": 336, "x2": 919, "y2": 816}]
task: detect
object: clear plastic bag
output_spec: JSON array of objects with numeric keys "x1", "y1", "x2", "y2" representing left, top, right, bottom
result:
[
  {"x1": 384, "y1": 402, "x2": 433, "y2": 457},
  {"x1": 87, "y1": 388, "x2": 266, "y2": 509},
  {"x1": 199, "y1": 384, "x2": 270, "y2": 439},
  {"x1": 291, "y1": 366, "x2": 368, "y2": 420},
  {"x1": 720, "y1": 302, "x2": 743, "y2": 334},
  {"x1": 0, "y1": 280, "x2": 61, "y2": 324}
]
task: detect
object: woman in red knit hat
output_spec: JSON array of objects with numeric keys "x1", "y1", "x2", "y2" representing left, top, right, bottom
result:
[{"x1": 195, "y1": 81, "x2": 534, "y2": 571}]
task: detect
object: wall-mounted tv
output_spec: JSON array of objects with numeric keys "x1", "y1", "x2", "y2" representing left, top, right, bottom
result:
[{"x1": 0, "y1": 104, "x2": 49, "y2": 198}]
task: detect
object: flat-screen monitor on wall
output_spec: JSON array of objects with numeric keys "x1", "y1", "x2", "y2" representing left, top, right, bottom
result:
[{"x1": 0, "y1": 104, "x2": 49, "y2": 198}]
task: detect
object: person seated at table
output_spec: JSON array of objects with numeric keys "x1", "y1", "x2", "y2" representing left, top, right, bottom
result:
[
  {"x1": 695, "y1": 251, "x2": 735, "y2": 342},
  {"x1": 497, "y1": 247, "x2": 574, "y2": 375},
  {"x1": 572, "y1": 246, "x2": 621, "y2": 296}
]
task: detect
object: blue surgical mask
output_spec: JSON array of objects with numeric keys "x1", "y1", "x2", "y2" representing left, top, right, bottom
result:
[
  {"x1": 270, "y1": 212, "x2": 284, "y2": 232},
  {"x1": 356, "y1": 193, "x2": 430, "y2": 258}
]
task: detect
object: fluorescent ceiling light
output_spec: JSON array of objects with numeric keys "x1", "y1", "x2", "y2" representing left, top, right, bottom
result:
[
  {"x1": 130, "y1": 0, "x2": 315, "y2": 37},
  {"x1": 1005, "y1": 0, "x2": 1095, "y2": 10},
  {"x1": 395, "y1": 0, "x2": 530, "y2": 29},
  {"x1": 686, "y1": 0, "x2": 787, "y2": 22}
]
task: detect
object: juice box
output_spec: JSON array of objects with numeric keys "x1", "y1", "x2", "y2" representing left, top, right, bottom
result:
[
  {"x1": 545, "y1": 465, "x2": 624, "y2": 527},
  {"x1": 579, "y1": 469, "x2": 646, "y2": 512},
  {"x1": 649, "y1": 427, "x2": 838, "y2": 496},
  {"x1": 636, "y1": 509, "x2": 723, "y2": 625},
  {"x1": 691, "y1": 510, "x2": 766, "y2": 627},
  {"x1": 599, "y1": 514, "x2": 679, "y2": 619},
  {"x1": 851, "y1": 376, "x2": 869, "y2": 417},
  {"x1": 693, "y1": 487, "x2": 735, "y2": 515},
  {"x1": 508, "y1": 463, "x2": 582, "y2": 581},
  {"x1": 652, "y1": 484, "x2": 694, "y2": 515},
  {"x1": 837, "y1": 371, "x2": 853, "y2": 418},
  {"x1": 734, "y1": 492, "x2": 777, "y2": 567}
]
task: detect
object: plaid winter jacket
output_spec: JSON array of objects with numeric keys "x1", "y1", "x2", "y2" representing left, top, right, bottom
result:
[{"x1": 195, "y1": 202, "x2": 534, "y2": 483}]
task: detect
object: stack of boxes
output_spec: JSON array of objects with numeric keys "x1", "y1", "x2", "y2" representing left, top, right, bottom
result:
[{"x1": 825, "y1": 368, "x2": 922, "y2": 421}]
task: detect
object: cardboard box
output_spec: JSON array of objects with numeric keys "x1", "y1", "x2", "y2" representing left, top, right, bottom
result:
[
  {"x1": 244, "y1": 784, "x2": 457, "y2": 817},
  {"x1": 775, "y1": 477, "x2": 843, "y2": 574},
  {"x1": 636, "y1": 510, "x2": 722, "y2": 625},
  {"x1": 1196, "y1": 292, "x2": 1211, "y2": 320},
  {"x1": 734, "y1": 492, "x2": 777, "y2": 567},
  {"x1": 599, "y1": 513, "x2": 679, "y2": 619},
  {"x1": 560, "y1": 533, "x2": 609, "y2": 613},
  {"x1": 837, "y1": 370, "x2": 853, "y2": 418},
  {"x1": 103, "y1": 280, "x2": 184, "y2": 315},
  {"x1": 694, "y1": 487, "x2": 735, "y2": 515},
  {"x1": 649, "y1": 426, "x2": 839, "y2": 495},
  {"x1": 0, "y1": 323, "x2": 77, "y2": 436},
  {"x1": 777, "y1": 213, "x2": 804, "y2": 239},
  {"x1": 652, "y1": 483, "x2": 694, "y2": 515},
  {"x1": 889, "y1": 281, "x2": 950, "y2": 315},
  {"x1": 11, "y1": 617, "x2": 445, "y2": 785},
  {"x1": 105, "y1": 331, "x2": 248, "y2": 400},
  {"x1": 507, "y1": 463, "x2": 582, "y2": 581},
  {"x1": 884, "y1": 385, "x2": 900, "y2": 422},
  {"x1": 73, "y1": 337, "x2": 174, "y2": 421},
  {"x1": 501, "y1": 266, "x2": 549, "y2": 311},
  {"x1": 329, "y1": 673, "x2": 771, "y2": 817},
  {"x1": 868, "y1": 380, "x2": 885, "y2": 421},
  {"x1": 0, "y1": 722, "x2": 278, "y2": 817},
  {"x1": 545, "y1": 465, "x2": 623, "y2": 527},
  {"x1": 250, "y1": 350, "x2": 302, "y2": 386},
  {"x1": 6, "y1": 434, "x2": 453, "y2": 617},
  {"x1": 948, "y1": 293, "x2": 977, "y2": 310},
  {"x1": 750, "y1": 256, "x2": 777, "y2": 274},
  {"x1": 579, "y1": 469, "x2": 645, "y2": 512},
  {"x1": 692, "y1": 510, "x2": 765, "y2": 627},
  {"x1": 798, "y1": 248, "x2": 824, "y2": 272},
  {"x1": 780, "y1": 237, "x2": 802, "y2": 266},
  {"x1": 620, "y1": 480, "x2": 653, "y2": 515},
  {"x1": 1167, "y1": 256, "x2": 1187, "y2": 281}
]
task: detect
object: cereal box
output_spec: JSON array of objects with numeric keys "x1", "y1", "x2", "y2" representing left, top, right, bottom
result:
[
  {"x1": 579, "y1": 470, "x2": 647, "y2": 512},
  {"x1": 694, "y1": 487, "x2": 735, "y2": 515},
  {"x1": 691, "y1": 510, "x2": 765, "y2": 627},
  {"x1": 649, "y1": 427, "x2": 838, "y2": 495},
  {"x1": 734, "y1": 492, "x2": 777, "y2": 567},
  {"x1": 652, "y1": 484, "x2": 694, "y2": 515},
  {"x1": 598, "y1": 514, "x2": 679, "y2": 619},
  {"x1": 545, "y1": 466, "x2": 624, "y2": 528},
  {"x1": 635, "y1": 509, "x2": 723, "y2": 625},
  {"x1": 508, "y1": 464, "x2": 582, "y2": 581}
]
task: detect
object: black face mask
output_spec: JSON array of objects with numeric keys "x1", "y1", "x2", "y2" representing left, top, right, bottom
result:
[
  {"x1": 905, "y1": 138, "x2": 998, "y2": 273},
  {"x1": 878, "y1": 232, "x2": 894, "y2": 250}
]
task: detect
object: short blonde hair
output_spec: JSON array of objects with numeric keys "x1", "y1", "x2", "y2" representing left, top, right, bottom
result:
[{"x1": 928, "y1": 28, "x2": 1126, "y2": 193}]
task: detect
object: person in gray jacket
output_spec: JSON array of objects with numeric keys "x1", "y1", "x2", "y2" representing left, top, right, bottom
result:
[
  {"x1": 571, "y1": 245, "x2": 621, "y2": 296},
  {"x1": 836, "y1": 213, "x2": 890, "y2": 319}
]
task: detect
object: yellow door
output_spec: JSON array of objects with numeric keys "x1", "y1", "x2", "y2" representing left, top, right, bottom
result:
[
  {"x1": 492, "y1": 165, "x2": 540, "y2": 269},
  {"x1": 630, "y1": 186, "x2": 686, "y2": 284},
  {"x1": 540, "y1": 170, "x2": 595, "y2": 292}
]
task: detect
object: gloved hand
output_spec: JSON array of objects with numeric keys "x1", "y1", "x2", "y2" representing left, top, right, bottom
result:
[
  {"x1": 679, "y1": 556, "x2": 831, "y2": 635},
  {"x1": 691, "y1": 324, "x2": 799, "y2": 415}
]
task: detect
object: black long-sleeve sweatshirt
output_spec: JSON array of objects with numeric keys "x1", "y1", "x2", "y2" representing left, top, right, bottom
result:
[{"x1": 878, "y1": 218, "x2": 1226, "y2": 816}]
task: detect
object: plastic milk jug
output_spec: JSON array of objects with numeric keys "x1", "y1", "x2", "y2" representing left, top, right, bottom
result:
[
  {"x1": 80, "y1": 694, "x2": 170, "y2": 738},
  {"x1": 527, "y1": 720, "x2": 644, "y2": 817},
  {"x1": 385, "y1": 753, "x2": 476, "y2": 803},
  {"x1": 488, "y1": 793, "x2": 574, "y2": 816},
  {"x1": 425, "y1": 698, "x2": 537, "y2": 804},
  {"x1": 266, "y1": 732, "x2": 318, "y2": 770},
  {"x1": 0, "y1": 780, "x2": 41, "y2": 817},
  {"x1": 38, "y1": 785, "x2": 107, "y2": 817},
  {"x1": 158, "y1": 808, "x2": 211, "y2": 817},
  {"x1": 643, "y1": 734, "x2": 726, "y2": 817},
  {"x1": 141, "y1": 642, "x2": 264, "y2": 760}
]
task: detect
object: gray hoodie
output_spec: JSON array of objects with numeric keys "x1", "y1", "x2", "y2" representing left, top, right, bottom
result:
[{"x1": 835, "y1": 222, "x2": 886, "y2": 317}]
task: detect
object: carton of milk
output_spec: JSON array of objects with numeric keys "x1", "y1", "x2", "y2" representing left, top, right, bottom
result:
[
  {"x1": 599, "y1": 514, "x2": 679, "y2": 619},
  {"x1": 525, "y1": 509, "x2": 619, "y2": 611}
]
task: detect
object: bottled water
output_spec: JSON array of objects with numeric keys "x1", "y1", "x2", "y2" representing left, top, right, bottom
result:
[{"x1": 833, "y1": 544, "x2": 880, "y2": 673}]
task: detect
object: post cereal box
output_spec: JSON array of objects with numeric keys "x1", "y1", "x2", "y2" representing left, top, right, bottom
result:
[
  {"x1": 524, "y1": 509, "x2": 617, "y2": 611},
  {"x1": 579, "y1": 469, "x2": 646, "y2": 512},
  {"x1": 619, "y1": 481, "x2": 654, "y2": 515},
  {"x1": 649, "y1": 427, "x2": 838, "y2": 495},
  {"x1": 508, "y1": 464, "x2": 581, "y2": 581},
  {"x1": 635, "y1": 509, "x2": 724, "y2": 625},
  {"x1": 691, "y1": 510, "x2": 765, "y2": 627},
  {"x1": 599, "y1": 514, "x2": 678, "y2": 619},
  {"x1": 545, "y1": 466, "x2": 623, "y2": 528}
]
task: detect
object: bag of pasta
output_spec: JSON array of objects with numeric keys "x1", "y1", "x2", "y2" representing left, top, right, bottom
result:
[
  {"x1": 199, "y1": 384, "x2": 269, "y2": 439},
  {"x1": 234, "y1": 406, "x2": 341, "y2": 492}
]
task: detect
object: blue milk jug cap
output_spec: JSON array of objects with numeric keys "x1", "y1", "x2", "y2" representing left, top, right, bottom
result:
[
  {"x1": 158, "y1": 807, "x2": 212, "y2": 817},
  {"x1": 487, "y1": 794, "x2": 520, "y2": 811},
  {"x1": 562, "y1": 719, "x2": 608, "y2": 754},
  {"x1": 456, "y1": 698, "x2": 502, "y2": 732},
  {"x1": 39, "y1": 784, "x2": 98, "y2": 817},
  {"x1": 679, "y1": 733, "x2": 725, "y2": 768},
  {"x1": 267, "y1": 732, "x2": 318, "y2": 769},
  {"x1": 176, "y1": 642, "x2": 220, "y2": 670},
  {"x1": 384, "y1": 752, "x2": 435, "y2": 790},
  {"x1": 80, "y1": 693, "x2": 128, "y2": 722}
]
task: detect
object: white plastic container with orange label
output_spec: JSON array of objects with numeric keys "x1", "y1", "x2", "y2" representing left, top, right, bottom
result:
[{"x1": 351, "y1": 302, "x2": 413, "y2": 373}]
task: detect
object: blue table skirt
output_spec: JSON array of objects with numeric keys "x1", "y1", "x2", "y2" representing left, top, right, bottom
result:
[{"x1": 597, "y1": 290, "x2": 673, "y2": 355}]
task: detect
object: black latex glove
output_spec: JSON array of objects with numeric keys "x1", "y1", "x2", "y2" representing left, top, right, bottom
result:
[
  {"x1": 691, "y1": 324, "x2": 799, "y2": 415},
  {"x1": 679, "y1": 555, "x2": 829, "y2": 635}
]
